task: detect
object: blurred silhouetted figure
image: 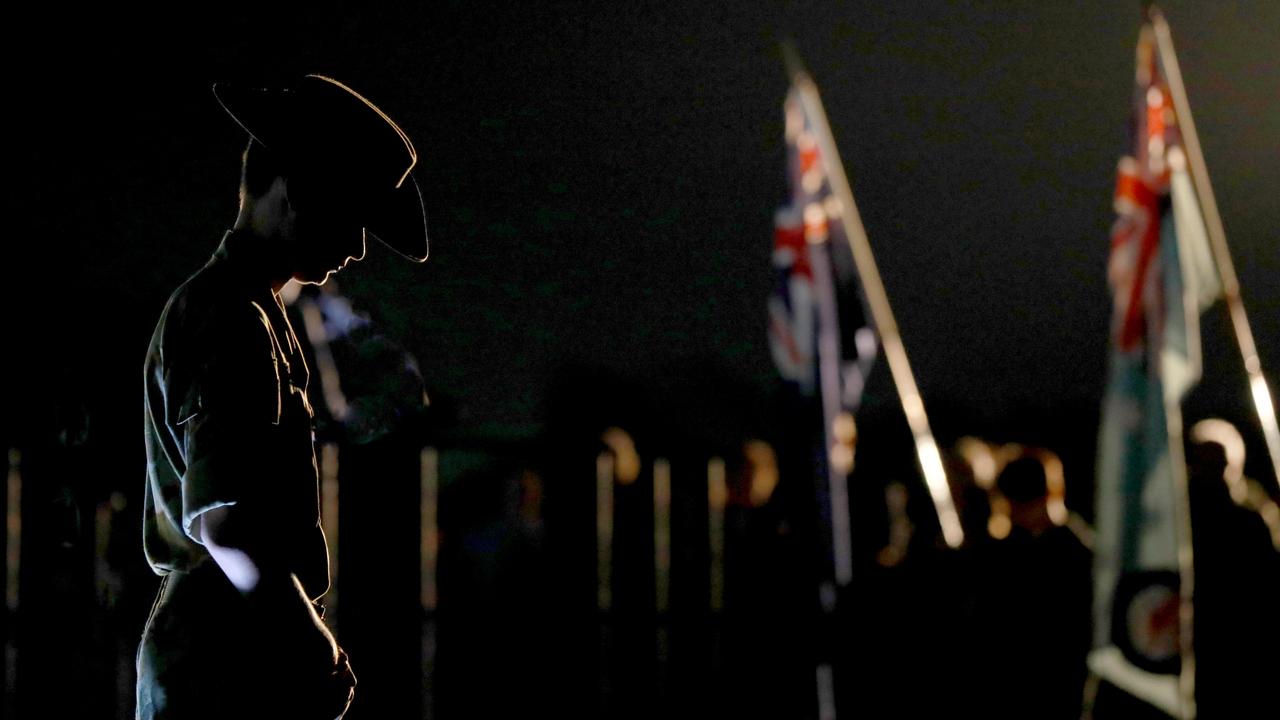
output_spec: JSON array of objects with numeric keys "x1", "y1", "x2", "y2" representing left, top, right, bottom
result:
[
  {"x1": 1186, "y1": 419, "x2": 1280, "y2": 717},
  {"x1": 971, "y1": 450, "x2": 1091, "y2": 719}
]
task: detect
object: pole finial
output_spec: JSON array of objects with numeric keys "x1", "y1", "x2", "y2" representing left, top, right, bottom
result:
[{"x1": 779, "y1": 39, "x2": 809, "y2": 85}]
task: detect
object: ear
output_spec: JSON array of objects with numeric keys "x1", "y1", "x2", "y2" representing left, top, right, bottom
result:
[
  {"x1": 248, "y1": 176, "x2": 294, "y2": 238},
  {"x1": 274, "y1": 176, "x2": 293, "y2": 214}
]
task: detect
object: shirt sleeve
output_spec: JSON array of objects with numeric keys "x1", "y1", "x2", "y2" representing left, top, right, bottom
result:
[{"x1": 169, "y1": 300, "x2": 285, "y2": 543}]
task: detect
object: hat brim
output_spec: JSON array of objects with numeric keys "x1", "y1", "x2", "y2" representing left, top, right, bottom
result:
[
  {"x1": 366, "y1": 174, "x2": 430, "y2": 263},
  {"x1": 212, "y1": 81, "x2": 290, "y2": 151}
]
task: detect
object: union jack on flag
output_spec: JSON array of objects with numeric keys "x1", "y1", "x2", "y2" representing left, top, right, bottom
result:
[
  {"x1": 768, "y1": 89, "x2": 877, "y2": 411},
  {"x1": 1107, "y1": 26, "x2": 1218, "y2": 364}
]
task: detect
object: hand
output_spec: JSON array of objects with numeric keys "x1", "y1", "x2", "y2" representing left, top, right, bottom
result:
[{"x1": 325, "y1": 647, "x2": 357, "y2": 719}]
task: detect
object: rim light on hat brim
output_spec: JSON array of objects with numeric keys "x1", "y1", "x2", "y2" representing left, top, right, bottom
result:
[
  {"x1": 212, "y1": 78, "x2": 430, "y2": 264},
  {"x1": 367, "y1": 174, "x2": 430, "y2": 263}
]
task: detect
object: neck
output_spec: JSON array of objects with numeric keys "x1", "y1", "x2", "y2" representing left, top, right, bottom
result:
[{"x1": 225, "y1": 223, "x2": 292, "y2": 293}]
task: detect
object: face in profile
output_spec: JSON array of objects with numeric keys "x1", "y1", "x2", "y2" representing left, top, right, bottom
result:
[{"x1": 287, "y1": 178, "x2": 368, "y2": 285}]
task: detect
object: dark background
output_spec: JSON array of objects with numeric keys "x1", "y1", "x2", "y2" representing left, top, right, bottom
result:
[
  {"x1": 9, "y1": 0, "x2": 1278, "y2": 477},
  {"x1": 2, "y1": 1, "x2": 1277, "y2": 716}
]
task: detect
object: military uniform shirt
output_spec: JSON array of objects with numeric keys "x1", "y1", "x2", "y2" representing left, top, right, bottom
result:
[{"x1": 142, "y1": 228, "x2": 330, "y2": 598}]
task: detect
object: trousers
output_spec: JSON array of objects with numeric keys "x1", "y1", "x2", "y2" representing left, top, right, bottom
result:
[{"x1": 136, "y1": 559, "x2": 355, "y2": 719}]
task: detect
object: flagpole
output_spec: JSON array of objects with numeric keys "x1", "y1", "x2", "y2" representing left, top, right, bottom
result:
[
  {"x1": 1163, "y1": 391, "x2": 1198, "y2": 720},
  {"x1": 1149, "y1": 7, "x2": 1280, "y2": 490},
  {"x1": 782, "y1": 43, "x2": 965, "y2": 549},
  {"x1": 1152, "y1": 16, "x2": 1198, "y2": 715}
]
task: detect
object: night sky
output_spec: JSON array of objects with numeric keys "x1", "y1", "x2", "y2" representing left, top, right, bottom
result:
[{"x1": 9, "y1": 1, "x2": 1279, "y2": 490}]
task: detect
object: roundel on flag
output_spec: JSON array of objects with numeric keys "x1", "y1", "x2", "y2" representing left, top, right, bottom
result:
[{"x1": 1111, "y1": 570, "x2": 1181, "y2": 675}]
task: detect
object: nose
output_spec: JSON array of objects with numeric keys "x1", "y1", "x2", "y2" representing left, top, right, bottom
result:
[
  {"x1": 339, "y1": 230, "x2": 367, "y2": 267},
  {"x1": 336, "y1": 231, "x2": 366, "y2": 270}
]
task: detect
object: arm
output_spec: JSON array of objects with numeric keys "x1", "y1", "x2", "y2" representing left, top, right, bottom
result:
[
  {"x1": 193, "y1": 504, "x2": 339, "y2": 667},
  {"x1": 197, "y1": 504, "x2": 356, "y2": 718},
  {"x1": 191, "y1": 506, "x2": 260, "y2": 592}
]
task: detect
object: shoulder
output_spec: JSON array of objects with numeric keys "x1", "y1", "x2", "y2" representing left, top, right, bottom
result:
[
  {"x1": 147, "y1": 264, "x2": 282, "y2": 426},
  {"x1": 153, "y1": 264, "x2": 275, "y2": 365}
]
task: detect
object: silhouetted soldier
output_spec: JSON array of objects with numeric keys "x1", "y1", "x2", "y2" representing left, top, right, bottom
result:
[{"x1": 137, "y1": 75, "x2": 428, "y2": 719}]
